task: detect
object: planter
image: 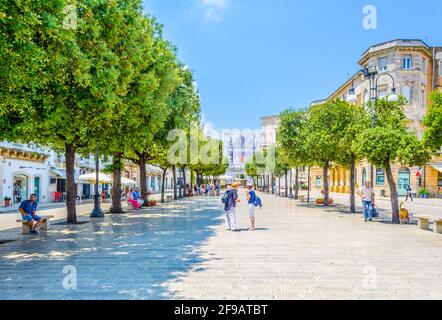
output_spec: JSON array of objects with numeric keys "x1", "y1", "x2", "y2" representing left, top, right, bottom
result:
[
  {"x1": 316, "y1": 198, "x2": 334, "y2": 206},
  {"x1": 4, "y1": 199, "x2": 11, "y2": 207}
]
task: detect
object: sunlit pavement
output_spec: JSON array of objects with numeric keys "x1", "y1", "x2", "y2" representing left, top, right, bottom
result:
[
  {"x1": 0, "y1": 197, "x2": 223, "y2": 300},
  {"x1": 165, "y1": 191, "x2": 442, "y2": 300},
  {"x1": 1, "y1": 192, "x2": 442, "y2": 300}
]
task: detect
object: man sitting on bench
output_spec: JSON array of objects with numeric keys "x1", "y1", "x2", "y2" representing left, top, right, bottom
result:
[{"x1": 19, "y1": 194, "x2": 42, "y2": 235}]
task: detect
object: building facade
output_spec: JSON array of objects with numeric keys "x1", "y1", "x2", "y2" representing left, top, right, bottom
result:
[{"x1": 310, "y1": 39, "x2": 442, "y2": 197}]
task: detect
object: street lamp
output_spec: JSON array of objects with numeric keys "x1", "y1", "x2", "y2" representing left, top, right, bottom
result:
[
  {"x1": 347, "y1": 65, "x2": 399, "y2": 187},
  {"x1": 178, "y1": 169, "x2": 183, "y2": 199},
  {"x1": 90, "y1": 145, "x2": 104, "y2": 218}
]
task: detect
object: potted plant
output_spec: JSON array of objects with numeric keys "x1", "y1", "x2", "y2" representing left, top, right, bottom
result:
[
  {"x1": 149, "y1": 200, "x2": 157, "y2": 207},
  {"x1": 418, "y1": 188, "x2": 430, "y2": 199},
  {"x1": 4, "y1": 196, "x2": 11, "y2": 207},
  {"x1": 316, "y1": 198, "x2": 334, "y2": 205}
]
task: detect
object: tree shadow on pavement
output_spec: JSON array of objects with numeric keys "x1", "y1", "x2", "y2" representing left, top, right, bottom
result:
[{"x1": 0, "y1": 197, "x2": 223, "y2": 300}]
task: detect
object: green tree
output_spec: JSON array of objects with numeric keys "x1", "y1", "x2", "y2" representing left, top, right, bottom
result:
[
  {"x1": 278, "y1": 109, "x2": 309, "y2": 199},
  {"x1": 354, "y1": 98, "x2": 430, "y2": 223},
  {"x1": 423, "y1": 91, "x2": 442, "y2": 151},
  {"x1": 303, "y1": 101, "x2": 350, "y2": 206},
  {"x1": 333, "y1": 100, "x2": 370, "y2": 213},
  {"x1": 124, "y1": 28, "x2": 182, "y2": 206},
  {"x1": 1, "y1": 0, "x2": 144, "y2": 222}
]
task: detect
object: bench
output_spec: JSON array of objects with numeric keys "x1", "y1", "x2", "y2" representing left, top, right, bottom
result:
[
  {"x1": 16, "y1": 215, "x2": 55, "y2": 234},
  {"x1": 414, "y1": 214, "x2": 442, "y2": 234}
]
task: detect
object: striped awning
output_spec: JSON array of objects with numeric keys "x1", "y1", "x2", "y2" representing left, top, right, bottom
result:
[{"x1": 429, "y1": 162, "x2": 442, "y2": 173}]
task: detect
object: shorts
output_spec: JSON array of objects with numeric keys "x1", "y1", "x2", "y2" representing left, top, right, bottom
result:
[
  {"x1": 248, "y1": 204, "x2": 255, "y2": 218},
  {"x1": 21, "y1": 215, "x2": 42, "y2": 222}
]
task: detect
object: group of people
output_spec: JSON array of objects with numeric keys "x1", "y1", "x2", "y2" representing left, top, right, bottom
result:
[
  {"x1": 126, "y1": 188, "x2": 142, "y2": 210},
  {"x1": 194, "y1": 183, "x2": 221, "y2": 197},
  {"x1": 223, "y1": 183, "x2": 259, "y2": 232}
]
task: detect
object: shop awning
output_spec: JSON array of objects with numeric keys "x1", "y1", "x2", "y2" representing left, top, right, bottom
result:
[
  {"x1": 50, "y1": 169, "x2": 80, "y2": 183},
  {"x1": 429, "y1": 162, "x2": 442, "y2": 173}
]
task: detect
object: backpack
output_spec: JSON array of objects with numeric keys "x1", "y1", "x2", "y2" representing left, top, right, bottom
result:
[
  {"x1": 253, "y1": 196, "x2": 263, "y2": 208},
  {"x1": 221, "y1": 190, "x2": 231, "y2": 204}
]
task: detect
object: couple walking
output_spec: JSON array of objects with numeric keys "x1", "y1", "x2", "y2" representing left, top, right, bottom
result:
[{"x1": 223, "y1": 183, "x2": 258, "y2": 232}]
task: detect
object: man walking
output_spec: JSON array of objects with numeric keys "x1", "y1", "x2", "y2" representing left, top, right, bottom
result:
[
  {"x1": 405, "y1": 184, "x2": 414, "y2": 202},
  {"x1": 246, "y1": 185, "x2": 257, "y2": 231},
  {"x1": 224, "y1": 182, "x2": 240, "y2": 231},
  {"x1": 19, "y1": 194, "x2": 42, "y2": 235},
  {"x1": 357, "y1": 181, "x2": 375, "y2": 222}
]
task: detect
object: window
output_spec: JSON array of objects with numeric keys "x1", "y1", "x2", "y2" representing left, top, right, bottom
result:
[
  {"x1": 315, "y1": 176, "x2": 322, "y2": 188},
  {"x1": 376, "y1": 168, "x2": 385, "y2": 186},
  {"x1": 379, "y1": 57, "x2": 388, "y2": 72},
  {"x1": 438, "y1": 172, "x2": 442, "y2": 187},
  {"x1": 402, "y1": 85, "x2": 411, "y2": 103},
  {"x1": 402, "y1": 55, "x2": 412, "y2": 70},
  {"x1": 422, "y1": 58, "x2": 427, "y2": 72},
  {"x1": 378, "y1": 89, "x2": 387, "y2": 98},
  {"x1": 439, "y1": 60, "x2": 442, "y2": 76}
]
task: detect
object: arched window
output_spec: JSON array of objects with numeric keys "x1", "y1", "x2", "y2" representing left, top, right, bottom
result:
[
  {"x1": 402, "y1": 85, "x2": 411, "y2": 103},
  {"x1": 362, "y1": 168, "x2": 367, "y2": 186}
]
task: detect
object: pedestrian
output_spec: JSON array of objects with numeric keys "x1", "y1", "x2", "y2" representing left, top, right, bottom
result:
[
  {"x1": 127, "y1": 189, "x2": 140, "y2": 210},
  {"x1": 18, "y1": 194, "x2": 42, "y2": 235},
  {"x1": 405, "y1": 184, "x2": 414, "y2": 202},
  {"x1": 223, "y1": 182, "x2": 240, "y2": 232},
  {"x1": 246, "y1": 185, "x2": 257, "y2": 231},
  {"x1": 357, "y1": 181, "x2": 375, "y2": 222}
]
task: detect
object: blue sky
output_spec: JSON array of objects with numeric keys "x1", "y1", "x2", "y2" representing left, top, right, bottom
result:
[{"x1": 142, "y1": 0, "x2": 442, "y2": 130}]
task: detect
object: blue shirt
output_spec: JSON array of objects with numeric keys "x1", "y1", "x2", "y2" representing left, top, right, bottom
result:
[
  {"x1": 133, "y1": 191, "x2": 140, "y2": 200},
  {"x1": 19, "y1": 200, "x2": 38, "y2": 216},
  {"x1": 248, "y1": 190, "x2": 256, "y2": 205}
]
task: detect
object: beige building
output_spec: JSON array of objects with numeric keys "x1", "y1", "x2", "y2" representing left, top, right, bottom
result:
[{"x1": 310, "y1": 39, "x2": 442, "y2": 197}]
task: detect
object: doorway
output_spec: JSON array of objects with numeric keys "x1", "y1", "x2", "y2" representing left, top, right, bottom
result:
[
  {"x1": 34, "y1": 176, "x2": 41, "y2": 202},
  {"x1": 398, "y1": 167, "x2": 411, "y2": 197}
]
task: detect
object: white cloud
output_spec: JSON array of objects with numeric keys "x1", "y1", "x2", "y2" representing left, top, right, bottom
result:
[{"x1": 200, "y1": 0, "x2": 230, "y2": 22}]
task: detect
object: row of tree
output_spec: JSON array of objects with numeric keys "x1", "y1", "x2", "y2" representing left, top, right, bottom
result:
[
  {"x1": 0, "y1": 1, "x2": 227, "y2": 223},
  {"x1": 247, "y1": 92, "x2": 442, "y2": 224}
]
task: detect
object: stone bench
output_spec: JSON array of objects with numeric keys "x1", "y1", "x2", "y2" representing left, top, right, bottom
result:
[
  {"x1": 16, "y1": 216, "x2": 55, "y2": 234},
  {"x1": 414, "y1": 214, "x2": 442, "y2": 234}
]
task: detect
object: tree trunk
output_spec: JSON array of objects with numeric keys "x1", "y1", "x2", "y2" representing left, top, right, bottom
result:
[
  {"x1": 385, "y1": 161, "x2": 400, "y2": 224},
  {"x1": 323, "y1": 160, "x2": 330, "y2": 207},
  {"x1": 65, "y1": 143, "x2": 77, "y2": 223},
  {"x1": 285, "y1": 170, "x2": 288, "y2": 197},
  {"x1": 161, "y1": 168, "x2": 167, "y2": 203},
  {"x1": 110, "y1": 153, "x2": 124, "y2": 214},
  {"x1": 307, "y1": 166, "x2": 311, "y2": 203},
  {"x1": 138, "y1": 159, "x2": 149, "y2": 207},
  {"x1": 172, "y1": 166, "x2": 178, "y2": 200},
  {"x1": 350, "y1": 155, "x2": 356, "y2": 213},
  {"x1": 278, "y1": 177, "x2": 281, "y2": 195},
  {"x1": 182, "y1": 167, "x2": 187, "y2": 197},
  {"x1": 295, "y1": 167, "x2": 299, "y2": 200}
]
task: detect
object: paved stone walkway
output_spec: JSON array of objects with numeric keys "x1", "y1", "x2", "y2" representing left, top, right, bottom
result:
[
  {"x1": 0, "y1": 198, "x2": 222, "y2": 300},
  {"x1": 1, "y1": 191, "x2": 442, "y2": 300},
  {"x1": 165, "y1": 191, "x2": 442, "y2": 300}
]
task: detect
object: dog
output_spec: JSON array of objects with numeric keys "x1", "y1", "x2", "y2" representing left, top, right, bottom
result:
[{"x1": 399, "y1": 202, "x2": 410, "y2": 224}]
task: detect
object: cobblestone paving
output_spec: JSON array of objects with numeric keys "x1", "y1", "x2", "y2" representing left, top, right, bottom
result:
[
  {"x1": 1, "y1": 192, "x2": 442, "y2": 300},
  {"x1": 165, "y1": 192, "x2": 442, "y2": 300},
  {"x1": 0, "y1": 198, "x2": 223, "y2": 300}
]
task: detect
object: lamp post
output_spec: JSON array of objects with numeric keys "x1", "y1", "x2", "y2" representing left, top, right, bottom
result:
[
  {"x1": 90, "y1": 145, "x2": 104, "y2": 218},
  {"x1": 178, "y1": 169, "x2": 183, "y2": 199},
  {"x1": 347, "y1": 66, "x2": 399, "y2": 188}
]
